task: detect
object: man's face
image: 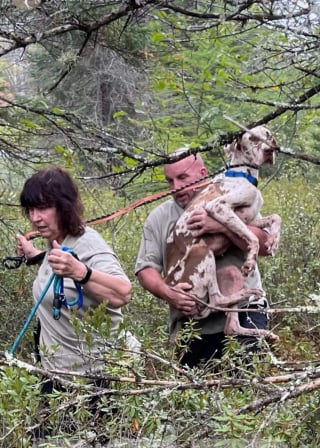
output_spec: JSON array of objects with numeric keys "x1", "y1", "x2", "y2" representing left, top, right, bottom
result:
[{"x1": 164, "y1": 156, "x2": 206, "y2": 208}]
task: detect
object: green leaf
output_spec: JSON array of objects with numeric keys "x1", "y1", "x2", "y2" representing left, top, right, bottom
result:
[
  {"x1": 20, "y1": 119, "x2": 39, "y2": 129},
  {"x1": 151, "y1": 32, "x2": 165, "y2": 43},
  {"x1": 52, "y1": 107, "x2": 65, "y2": 114},
  {"x1": 113, "y1": 110, "x2": 128, "y2": 119}
]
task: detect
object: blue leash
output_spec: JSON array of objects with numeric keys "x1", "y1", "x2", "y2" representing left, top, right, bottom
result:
[
  {"x1": 8, "y1": 245, "x2": 83, "y2": 356},
  {"x1": 52, "y1": 272, "x2": 83, "y2": 320},
  {"x1": 52, "y1": 245, "x2": 83, "y2": 320},
  {"x1": 8, "y1": 272, "x2": 55, "y2": 356}
]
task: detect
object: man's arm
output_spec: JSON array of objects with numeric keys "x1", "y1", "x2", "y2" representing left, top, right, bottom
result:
[
  {"x1": 186, "y1": 209, "x2": 274, "y2": 256},
  {"x1": 136, "y1": 208, "x2": 198, "y2": 316},
  {"x1": 215, "y1": 224, "x2": 271, "y2": 256},
  {"x1": 247, "y1": 226, "x2": 270, "y2": 256}
]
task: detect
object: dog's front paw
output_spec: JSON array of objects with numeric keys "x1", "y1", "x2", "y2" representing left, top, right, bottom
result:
[
  {"x1": 265, "y1": 232, "x2": 280, "y2": 256},
  {"x1": 241, "y1": 259, "x2": 256, "y2": 276}
]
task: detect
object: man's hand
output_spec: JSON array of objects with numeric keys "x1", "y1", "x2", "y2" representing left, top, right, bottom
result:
[
  {"x1": 187, "y1": 208, "x2": 224, "y2": 236},
  {"x1": 186, "y1": 209, "x2": 231, "y2": 255},
  {"x1": 165, "y1": 282, "x2": 198, "y2": 316},
  {"x1": 137, "y1": 268, "x2": 198, "y2": 316},
  {"x1": 187, "y1": 210, "x2": 276, "y2": 258}
]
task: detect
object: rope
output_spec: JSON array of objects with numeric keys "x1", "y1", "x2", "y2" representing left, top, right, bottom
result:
[
  {"x1": 2, "y1": 163, "x2": 251, "y2": 268},
  {"x1": 23, "y1": 174, "x2": 216, "y2": 240}
]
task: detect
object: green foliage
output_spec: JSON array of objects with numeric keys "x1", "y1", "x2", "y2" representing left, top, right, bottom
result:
[
  {"x1": 1, "y1": 1, "x2": 320, "y2": 445},
  {"x1": 0, "y1": 366, "x2": 41, "y2": 446},
  {"x1": 139, "y1": 15, "x2": 293, "y2": 150},
  {"x1": 0, "y1": 160, "x2": 320, "y2": 445},
  {"x1": 259, "y1": 162, "x2": 320, "y2": 338}
]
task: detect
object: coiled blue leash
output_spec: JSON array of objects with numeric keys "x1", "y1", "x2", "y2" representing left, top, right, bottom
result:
[
  {"x1": 52, "y1": 271, "x2": 83, "y2": 320},
  {"x1": 8, "y1": 245, "x2": 83, "y2": 356},
  {"x1": 52, "y1": 245, "x2": 83, "y2": 320}
]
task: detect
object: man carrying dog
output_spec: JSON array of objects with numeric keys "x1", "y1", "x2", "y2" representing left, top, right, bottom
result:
[{"x1": 135, "y1": 149, "x2": 277, "y2": 368}]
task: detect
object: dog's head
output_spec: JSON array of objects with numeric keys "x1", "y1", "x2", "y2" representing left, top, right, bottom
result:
[{"x1": 225, "y1": 126, "x2": 278, "y2": 167}]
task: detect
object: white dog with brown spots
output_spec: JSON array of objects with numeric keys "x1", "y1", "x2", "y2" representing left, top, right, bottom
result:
[{"x1": 165, "y1": 126, "x2": 281, "y2": 341}]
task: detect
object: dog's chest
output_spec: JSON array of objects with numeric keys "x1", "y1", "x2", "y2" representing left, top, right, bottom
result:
[{"x1": 173, "y1": 183, "x2": 220, "y2": 235}]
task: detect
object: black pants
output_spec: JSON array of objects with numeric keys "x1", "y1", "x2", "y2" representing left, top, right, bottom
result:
[
  {"x1": 31, "y1": 377, "x2": 110, "y2": 439},
  {"x1": 179, "y1": 305, "x2": 268, "y2": 369},
  {"x1": 32, "y1": 320, "x2": 111, "y2": 440}
]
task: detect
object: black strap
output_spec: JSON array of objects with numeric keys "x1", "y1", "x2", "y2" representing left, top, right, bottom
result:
[
  {"x1": 33, "y1": 318, "x2": 41, "y2": 363},
  {"x1": 25, "y1": 251, "x2": 46, "y2": 266}
]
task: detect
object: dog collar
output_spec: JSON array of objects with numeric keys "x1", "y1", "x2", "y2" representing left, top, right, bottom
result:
[{"x1": 224, "y1": 170, "x2": 258, "y2": 187}]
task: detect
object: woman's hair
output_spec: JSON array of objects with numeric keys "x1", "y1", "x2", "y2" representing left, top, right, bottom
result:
[{"x1": 20, "y1": 167, "x2": 85, "y2": 236}]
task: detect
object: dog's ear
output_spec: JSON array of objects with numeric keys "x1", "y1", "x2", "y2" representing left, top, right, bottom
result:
[
  {"x1": 224, "y1": 138, "x2": 241, "y2": 158},
  {"x1": 224, "y1": 142, "x2": 233, "y2": 159},
  {"x1": 268, "y1": 132, "x2": 279, "y2": 149}
]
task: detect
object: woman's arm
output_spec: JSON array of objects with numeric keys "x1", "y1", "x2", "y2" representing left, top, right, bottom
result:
[{"x1": 48, "y1": 241, "x2": 131, "y2": 308}]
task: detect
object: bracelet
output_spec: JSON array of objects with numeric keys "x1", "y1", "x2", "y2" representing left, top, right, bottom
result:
[{"x1": 78, "y1": 265, "x2": 92, "y2": 285}]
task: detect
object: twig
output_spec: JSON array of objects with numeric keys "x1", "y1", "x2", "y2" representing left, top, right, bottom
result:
[{"x1": 170, "y1": 287, "x2": 320, "y2": 314}]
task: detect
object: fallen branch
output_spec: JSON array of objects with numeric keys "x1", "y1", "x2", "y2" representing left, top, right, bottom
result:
[
  {"x1": 237, "y1": 377, "x2": 320, "y2": 414},
  {"x1": 2, "y1": 350, "x2": 320, "y2": 390}
]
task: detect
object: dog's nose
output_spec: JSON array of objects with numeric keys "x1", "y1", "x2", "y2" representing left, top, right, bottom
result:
[{"x1": 265, "y1": 146, "x2": 278, "y2": 154}]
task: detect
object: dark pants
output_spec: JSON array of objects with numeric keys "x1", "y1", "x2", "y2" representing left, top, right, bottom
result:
[
  {"x1": 179, "y1": 304, "x2": 268, "y2": 369},
  {"x1": 31, "y1": 377, "x2": 110, "y2": 440},
  {"x1": 32, "y1": 321, "x2": 111, "y2": 441}
]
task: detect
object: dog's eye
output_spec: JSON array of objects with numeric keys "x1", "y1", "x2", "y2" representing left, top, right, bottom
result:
[{"x1": 249, "y1": 135, "x2": 260, "y2": 143}]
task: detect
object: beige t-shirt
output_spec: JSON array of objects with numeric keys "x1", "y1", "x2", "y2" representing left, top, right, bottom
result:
[
  {"x1": 135, "y1": 199, "x2": 263, "y2": 337},
  {"x1": 33, "y1": 227, "x2": 129, "y2": 373}
]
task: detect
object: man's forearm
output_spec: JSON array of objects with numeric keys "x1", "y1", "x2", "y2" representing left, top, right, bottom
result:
[
  {"x1": 137, "y1": 267, "x2": 197, "y2": 314},
  {"x1": 248, "y1": 226, "x2": 270, "y2": 256},
  {"x1": 137, "y1": 267, "x2": 170, "y2": 301}
]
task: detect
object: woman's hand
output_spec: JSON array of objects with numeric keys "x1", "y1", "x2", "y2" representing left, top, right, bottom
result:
[
  {"x1": 48, "y1": 241, "x2": 131, "y2": 307},
  {"x1": 16, "y1": 233, "x2": 42, "y2": 259},
  {"x1": 48, "y1": 240, "x2": 87, "y2": 280}
]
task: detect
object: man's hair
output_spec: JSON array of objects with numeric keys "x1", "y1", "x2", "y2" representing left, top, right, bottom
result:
[{"x1": 20, "y1": 167, "x2": 85, "y2": 236}]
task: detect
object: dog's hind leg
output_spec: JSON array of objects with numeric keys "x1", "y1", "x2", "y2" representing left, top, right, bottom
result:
[
  {"x1": 217, "y1": 265, "x2": 279, "y2": 341},
  {"x1": 224, "y1": 309, "x2": 279, "y2": 342}
]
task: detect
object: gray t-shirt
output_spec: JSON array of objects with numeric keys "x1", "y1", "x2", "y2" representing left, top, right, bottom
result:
[
  {"x1": 33, "y1": 226, "x2": 129, "y2": 373},
  {"x1": 135, "y1": 199, "x2": 263, "y2": 337}
]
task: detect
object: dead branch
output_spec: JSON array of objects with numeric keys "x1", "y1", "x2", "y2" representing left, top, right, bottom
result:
[{"x1": 237, "y1": 377, "x2": 320, "y2": 414}]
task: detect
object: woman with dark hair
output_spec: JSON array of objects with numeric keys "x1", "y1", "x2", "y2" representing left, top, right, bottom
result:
[{"x1": 16, "y1": 167, "x2": 131, "y2": 375}]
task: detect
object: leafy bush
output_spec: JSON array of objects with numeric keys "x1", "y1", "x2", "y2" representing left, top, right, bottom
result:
[{"x1": 1, "y1": 162, "x2": 320, "y2": 446}]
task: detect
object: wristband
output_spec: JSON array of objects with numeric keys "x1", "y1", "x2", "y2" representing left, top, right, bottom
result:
[{"x1": 78, "y1": 265, "x2": 92, "y2": 285}]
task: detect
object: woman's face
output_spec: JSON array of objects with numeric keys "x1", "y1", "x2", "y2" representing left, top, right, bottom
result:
[{"x1": 28, "y1": 206, "x2": 62, "y2": 243}]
